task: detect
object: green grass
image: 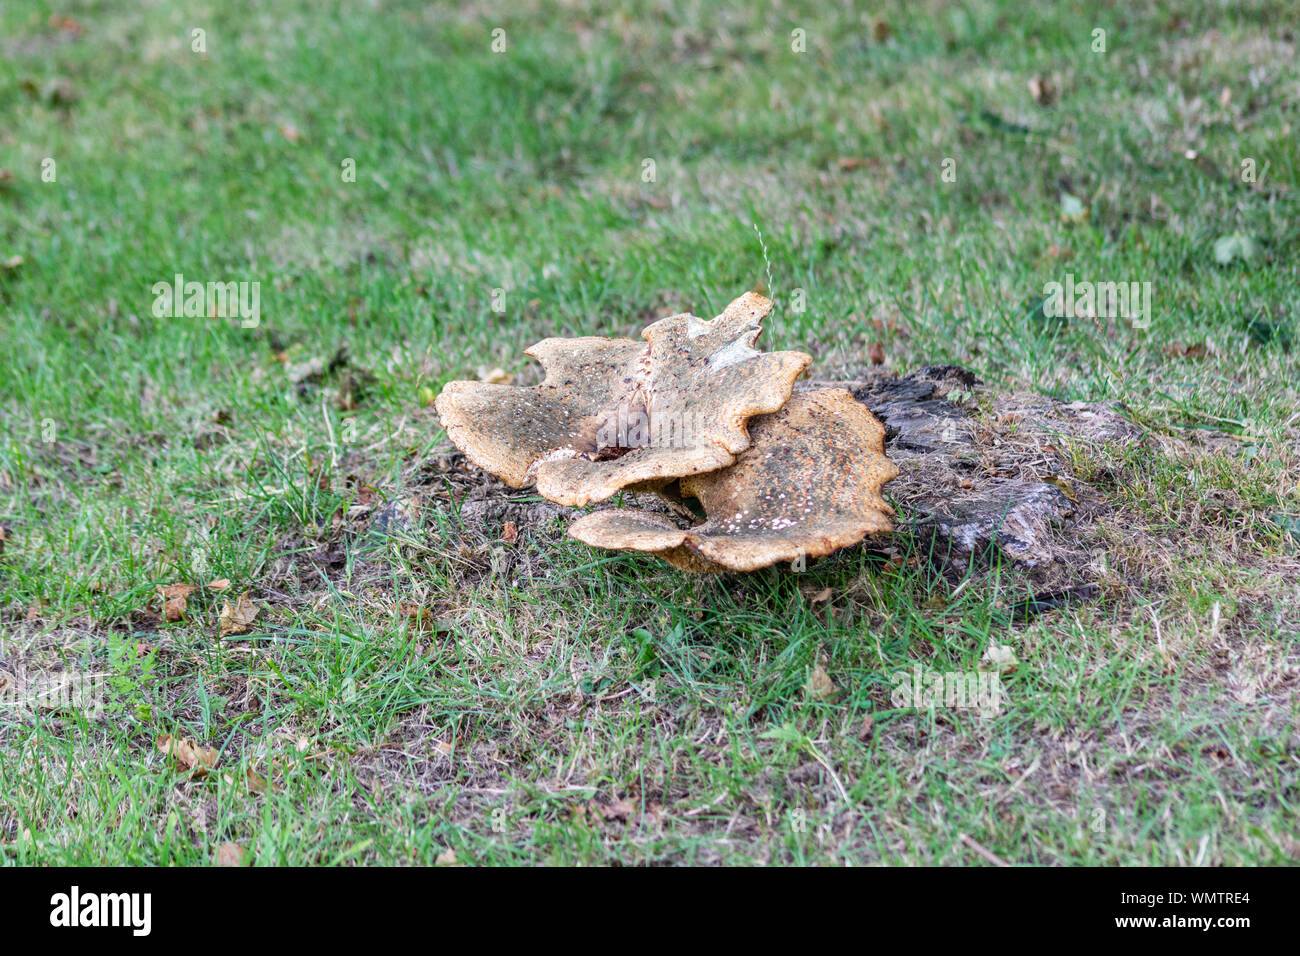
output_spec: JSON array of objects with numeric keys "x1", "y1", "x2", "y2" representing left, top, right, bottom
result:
[{"x1": 1, "y1": 0, "x2": 1298, "y2": 865}]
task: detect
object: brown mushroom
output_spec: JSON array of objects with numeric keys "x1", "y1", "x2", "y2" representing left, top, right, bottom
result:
[
  {"x1": 434, "y1": 293, "x2": 811, "y2": 506},
  {"x1": 568, "y1": 388, "x2": 899, "y2": 571}
]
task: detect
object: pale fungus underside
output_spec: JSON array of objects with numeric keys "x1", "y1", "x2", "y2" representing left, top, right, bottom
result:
[{"x1": 435, "y1": 293, "x2": 899, "y2": 570}]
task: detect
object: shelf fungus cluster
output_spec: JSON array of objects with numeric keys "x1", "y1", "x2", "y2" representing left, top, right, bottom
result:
[{"x1": 434, "y1": 292, "x2": 899, "y2": 572}]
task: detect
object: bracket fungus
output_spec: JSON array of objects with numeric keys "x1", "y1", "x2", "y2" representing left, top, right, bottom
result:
[
  {"x1": 568, "y1": 388, "x2": 899, "y2": 572},
  {"x1": 435, "y1": 291, "x2": 900, "y2": 572},
  {"x1": 434, "y1": 292, "x2": 811, "y2": 506}
]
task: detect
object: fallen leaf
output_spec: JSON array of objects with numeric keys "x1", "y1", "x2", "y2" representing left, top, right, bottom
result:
[
  {"x1": 980, "y1": 643, "x2": 1019, "y2": 675},
  {"x1": 435, "y1": 848, "x2": 458, "y2": 865},
  {"x1": 857, "y1": 715, "x2": 875, "y2": 740},
  {"x1": 595, "y1": 799, "x2": 634, "y2": 822},
  {"x1": 1213, "y1": 232, "x2": 1258, "y2": 266},
  {"x1": 223, "y1": 766, "x2": 271, "y2": 793},
  {"x1": 806, "y1": 664, "x2": 838, "y2": 701},
  {"x1": 1, "y1": 255, "x2": 23, "y2": 270},
  {"x1": 476, "y1": 366, "x2": 513, "y2": 385},
  {"x1": 870, "y1": 17, "x2": 891, "y2": 42},
  {"x1": 245, "y1": 767, "x2": 270, "y2": 793},
  {"x1": 835, "y1": 157, "x2": 880, "y2": 172},
  {"x1": 158, "y1": 734, "x2": 218, "y2": 776},
  {"x1": 1164, "y1": 342, "x2": 1207, "y2": 360},
  {"x1": 398, "y1": 603, "x2": 435, "y2": 631},
  {"x1": 158, "y1": 583, "x2": 196, "y2": 622},
  {"x1": 1028, "y1": 73, "x2": 1058, "y2": 106},
  {"x1": 215, "y1": 842, "x2": 246, "y2": 867},
  {"x1": 1040, "y1": 475, "x2": 1079, "y2": 502},
  {"x1": 809, "y1": 587, "x2": 832, "y2": 604},
  {"x1": 285, "y1": 355, "x2": 324, "y2": 384},
  {"x1": 502, "y1": 521, "x2": 519, "y2": 544},
  {"x1": 218, "y1": 592, "x2": 259, "y2": 638},
  {"x1": 207, "y1": 578, "x2": 231, "y2": 592},
  {"x1": 1059, "y1": 192, "x2": 1088, "y2": 223},
  {"x1": 49, "y1": 14, "x2": 84, "y2": 36},
  {"x1": 868, "y1": 340, "x2": 886, "y2": 365}
]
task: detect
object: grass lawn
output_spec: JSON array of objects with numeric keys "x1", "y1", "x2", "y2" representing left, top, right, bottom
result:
[{"x1": 1, "y1": 0, "x2": 1297, "y2": 865}]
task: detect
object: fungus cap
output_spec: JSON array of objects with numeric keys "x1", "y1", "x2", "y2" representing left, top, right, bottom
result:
[
  {"x1": 568, "y1": 388, "x2": 899, "y2": 571},
  {"x1": 434, "y1": 293, "x2": 811, "y2": 506}
]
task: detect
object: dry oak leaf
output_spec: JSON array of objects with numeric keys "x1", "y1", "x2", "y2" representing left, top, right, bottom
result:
[
  {"x1": 215, "y1": 842, "x2": 248, "y2": 867},
  {"x1": 245, "y1": 768, "x2": 270, "y2": 793},
  {"x1": 435, "y1": 292, "x2": 812, "y2": 506},
  {"x1": 158, "y1": 735, "x2": 218, "y2": 777},
  {"x1": 157, "y1": 583, "x2": 197, "y2": 622},
  {"x1": 218, "y1": 592, "x2": 259, "y2": 637},
  {"x1": 49, "y1": 15, "x2": 85, "y2": 36},
  {"x1": 594, "y1": 798, "x2": 635, "y2": 822},
  {"x1": 223, "y1": 767, "x2": 272, "y2": 793},
  {"x1": 806, "y1": 664, "x2": 838, "y2": 700},
  {"x1": 397, "y1": 603, "x2": 436, "y2": 632},
  {"x1": 569, "y1": 388, "x2": 898, "y2": 572}
]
